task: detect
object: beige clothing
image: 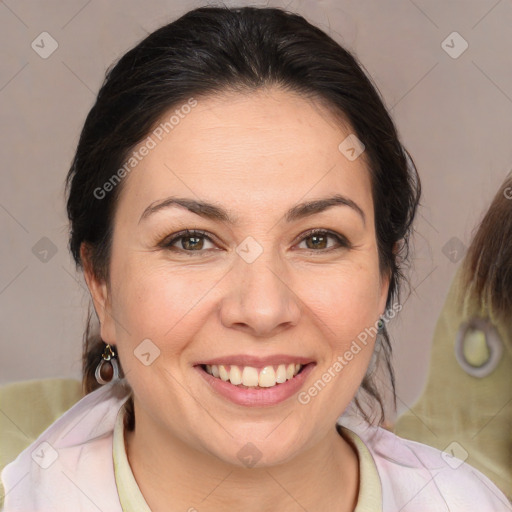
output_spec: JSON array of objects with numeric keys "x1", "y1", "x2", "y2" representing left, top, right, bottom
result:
[{"x1": 113, "y1": 403, "x2": 383, "y2": 511}]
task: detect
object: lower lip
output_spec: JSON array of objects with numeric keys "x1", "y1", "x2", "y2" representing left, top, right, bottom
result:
[{"x1": 194, "y1": 363, "x2": 316, "y2": 407}]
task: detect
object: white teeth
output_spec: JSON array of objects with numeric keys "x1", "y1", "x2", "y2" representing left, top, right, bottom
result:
[
  {"x1": 258, "y1": 366, "x2": 276, "y2": 388},
  {"x1": 242, "y1": 366, "x2": 259, "y2": 386},
  {"x1": 230, "y1": 365, "x2": 243, "y2": 385},
  {"x1": 204, "y1": 363, "x2": 305, "y2": 388},
  {"x1": 275, "y1": 364, "x2": 287, "y2": 384},
  {"x1": 219, "y1": 365, "x2": 229, "y2": 381}
]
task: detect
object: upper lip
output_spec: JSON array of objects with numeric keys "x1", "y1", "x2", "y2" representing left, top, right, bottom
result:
[{"x1": 194, "y1": 355, "x2": 316, "y2": 367}]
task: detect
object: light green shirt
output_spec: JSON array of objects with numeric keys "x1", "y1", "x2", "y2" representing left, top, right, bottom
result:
[{"x1": 113, "y1": 404, "x2": 383, "y2": 511}]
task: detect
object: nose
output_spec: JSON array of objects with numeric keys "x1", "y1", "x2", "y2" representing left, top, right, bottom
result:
[{"x1": 219, "y1": 245, "x2": 301, "y2": 338}]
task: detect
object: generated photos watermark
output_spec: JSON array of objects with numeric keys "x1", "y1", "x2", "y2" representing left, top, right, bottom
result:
[
  {"x1": 93, "y1": 97, "x2": 198, "y2": 200},
  {"x1": 297, "y1": 302, "x2": 402, "y2": 405}
]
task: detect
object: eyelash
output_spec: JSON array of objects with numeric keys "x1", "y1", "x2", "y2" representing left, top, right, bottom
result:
[{"x1": 159, "y1": 228, "x2": 351, "y2": 256}]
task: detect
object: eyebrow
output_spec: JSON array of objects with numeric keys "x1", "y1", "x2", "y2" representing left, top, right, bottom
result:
[{"x1": 138, "y1": 194, "x2": 366, "y2": 227}]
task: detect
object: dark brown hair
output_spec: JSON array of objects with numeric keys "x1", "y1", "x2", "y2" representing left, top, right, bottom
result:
[
  {"x1": 65, "y1": 5, "x2": 421, "y2": 429},
  {"x1": 461, "y1": 173, "x2": 512, "y2": 322}
]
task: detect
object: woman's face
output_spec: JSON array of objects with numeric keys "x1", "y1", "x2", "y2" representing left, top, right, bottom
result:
[{"x1": 86, "y1": 87, "x2": 389, "y2": 466}]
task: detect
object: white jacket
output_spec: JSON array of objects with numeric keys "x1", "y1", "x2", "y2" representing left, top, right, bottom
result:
[{"x1": 1, "y1": 379, "x2": 511, "y2": 511}]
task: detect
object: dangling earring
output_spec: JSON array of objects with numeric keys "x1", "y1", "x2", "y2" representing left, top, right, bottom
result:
[
  {"x1": 95, "y1": 343, "x2": 120, "y2": 385},
  {"x1": 367, "y1": 317, "x2": 385, "y2": 374}
]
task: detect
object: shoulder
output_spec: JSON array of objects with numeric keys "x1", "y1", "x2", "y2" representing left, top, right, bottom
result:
[
  {"x1": 0, "y1": 380, "x2": 131, "y2": 511},
  {"x1": 339, "y1": 416, "x2": 512, "y2": 511}
]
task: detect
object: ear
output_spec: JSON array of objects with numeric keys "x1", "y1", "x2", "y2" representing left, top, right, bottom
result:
[
  {"x1": 378, "y1": 267, "x2": 391, "y2": 318},
  {"x1": 80, "y1": 242, "x2": 117, "y2": 344},
  {"x1": 378, "y1": 242, "x2": 399, "y2": 317}
]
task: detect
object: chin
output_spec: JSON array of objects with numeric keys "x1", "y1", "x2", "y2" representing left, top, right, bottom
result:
[{"x1": 201, "y1": 429, "x2": 306, "y2": 469}]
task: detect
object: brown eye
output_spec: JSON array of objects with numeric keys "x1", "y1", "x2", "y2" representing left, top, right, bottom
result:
[
  {"x1": 297, "y1": 229, "x2": 350, "y2": 252},
  {"x1": 179, "y1": 234, "x2": 206, "y2": 250},
  {"x1": 160, "y1": 228, "x2": 350, "y2": 256},
  {"x1": 162, "y1": 229, "x2": 216, "y2": 254}
]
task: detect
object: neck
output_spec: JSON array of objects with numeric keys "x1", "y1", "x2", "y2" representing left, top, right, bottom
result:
[{"x1": 124, "y1": 406, "x2": 359, "y2": 512}]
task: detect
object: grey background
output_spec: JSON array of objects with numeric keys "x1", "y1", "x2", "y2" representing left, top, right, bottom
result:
[{"x1": 1, "y1": 0, "x2": 511, "y2": 423}]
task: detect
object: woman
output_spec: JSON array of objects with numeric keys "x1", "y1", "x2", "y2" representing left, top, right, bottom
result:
[{"x1": 1, "y1": 5, "x2": 510, "y2": 511}]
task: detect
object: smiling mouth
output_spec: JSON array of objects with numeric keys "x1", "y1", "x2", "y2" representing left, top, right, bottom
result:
[{"x1": 198, "y1": 363, "x2": 310, "y2": 389}]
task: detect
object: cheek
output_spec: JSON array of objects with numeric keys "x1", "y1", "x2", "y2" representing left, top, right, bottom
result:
[
  {"x1": 109, "y1": 269, "x2": 193, "y2": 392},
  {"x1": 110, "y1": 260, "x2": 212, "y2": 351},
  {"x1": 300, "y1": 261, "x2": 383, "y2": 341},
  {"x1": 295, "y1": 269, "x2": 380, "y2": 419}
]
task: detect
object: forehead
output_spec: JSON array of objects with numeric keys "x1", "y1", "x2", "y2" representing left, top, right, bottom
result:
[{"x1": 116, "y1": 88, "x2": 373, "y2": 224}]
